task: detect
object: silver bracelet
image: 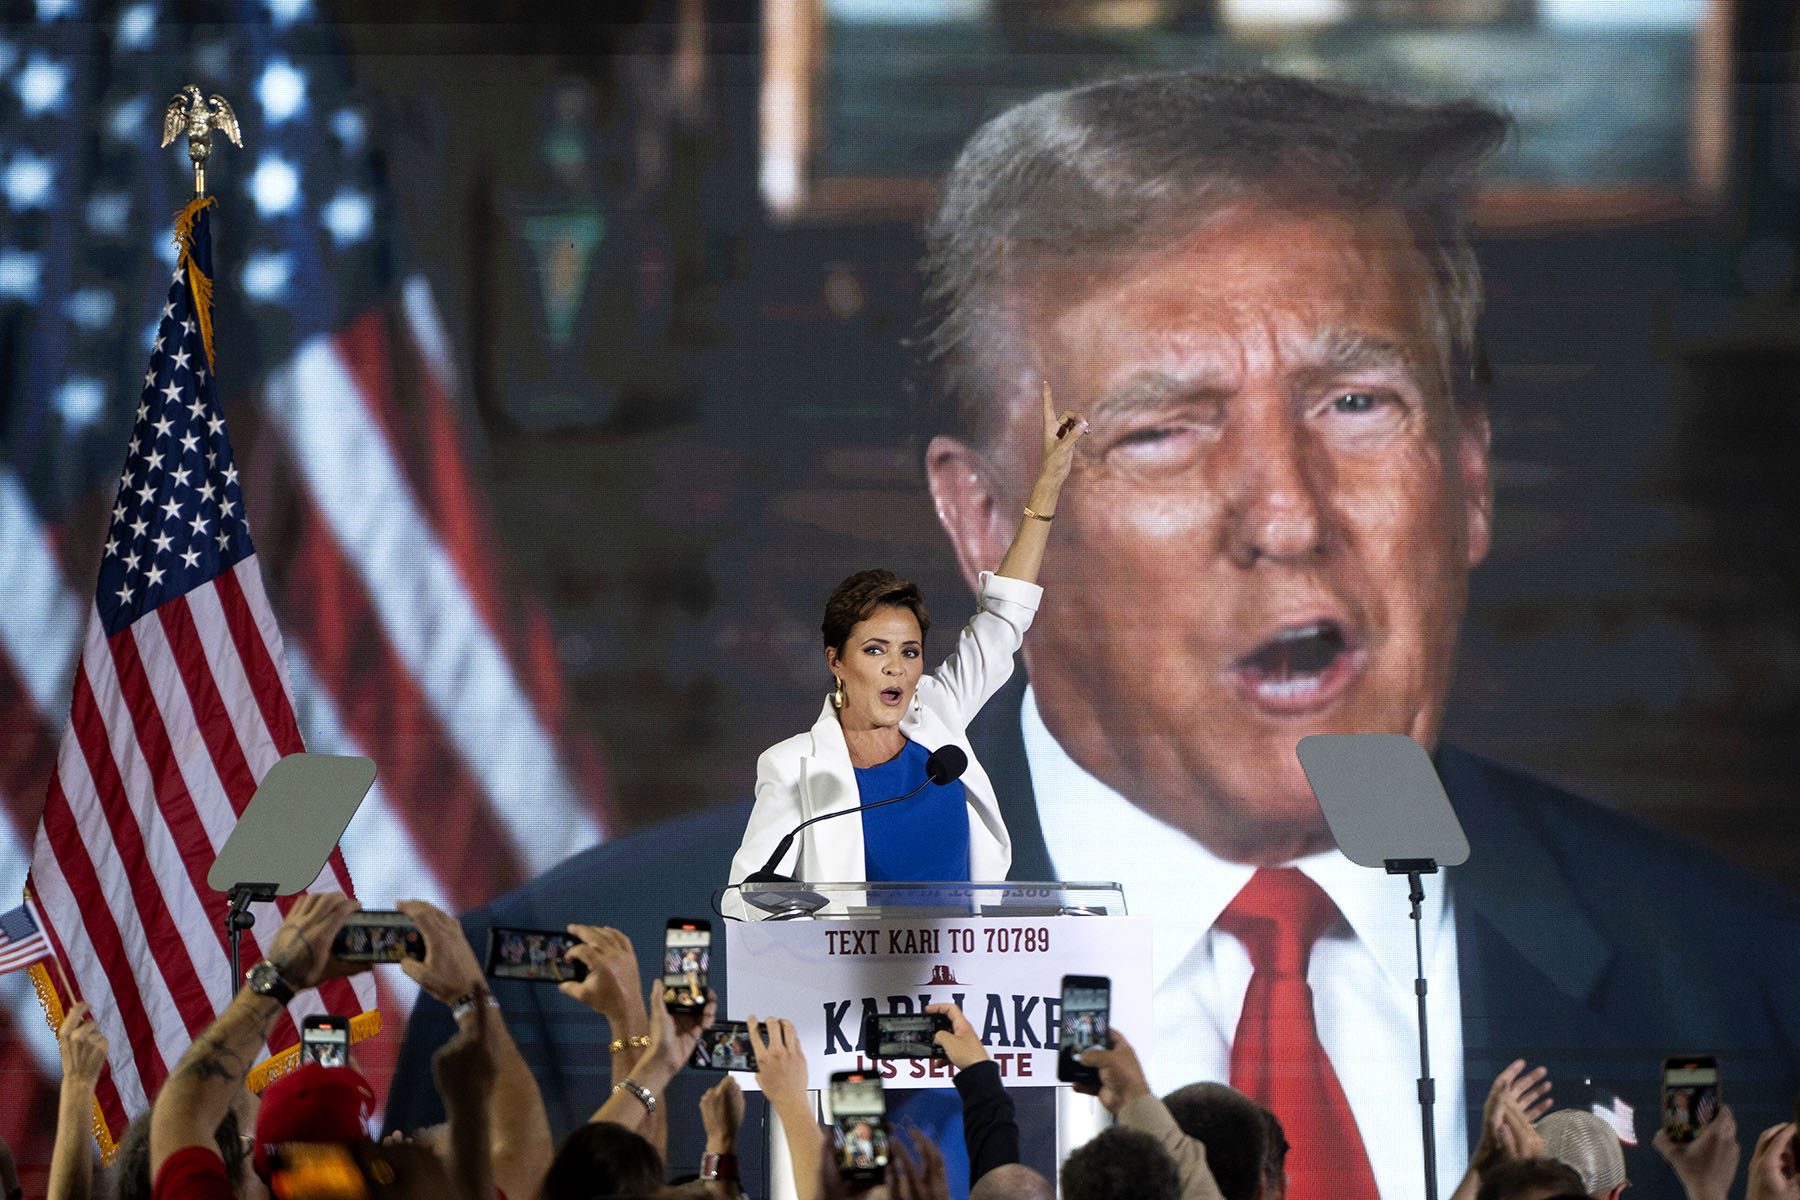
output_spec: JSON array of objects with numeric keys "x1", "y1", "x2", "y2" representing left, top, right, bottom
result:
[
  {"x1": 450, "y1": 992, "x2": 500, "y2": 1022},
  {"x1": 613, "y1": 1077, "x2": 657, "y2": 1116}
]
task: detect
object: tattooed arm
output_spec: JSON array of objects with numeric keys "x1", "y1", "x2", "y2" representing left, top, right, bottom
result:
[{"x1": 149, "y1": 892, "x2": 367, "y2": 1180}]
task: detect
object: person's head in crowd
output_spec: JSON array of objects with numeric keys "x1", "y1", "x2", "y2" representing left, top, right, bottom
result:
[
  {"x1": 251, "y1": 1062, "x2": 377, "y2": 1182},
  {"x1": 1161, "y1": 1082, "x2": 1267, "y2": 1200},
  {"x1": 116, "y1": 1108, "x2": 254, "y2": 1200},
  {"x1": 969, "y1": 1162, "x2": 1055, "y2": 1200},
  {"x1": 1258, "y1": 1105, "x2": 1289, "y2": 1200},
  {"x1": 922, "y1": 71, "x2": 1507, "y2": 862},
  {"x1": 1060, "y1": 1126, "x2": 1181, "y2": 1200},
  {"x1": 543, "y1": 1121, "x2": 665, "y2": 1200},
  {"x1": 1535, "y1": 1110, "x2": 1627, "y2": 1200},
  {"x1": 1476, "y1": 1156, "x2": 1589, "y2": 1200}
]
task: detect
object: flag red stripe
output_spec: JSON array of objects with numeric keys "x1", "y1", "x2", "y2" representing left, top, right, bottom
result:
[
  {"x1": 282, "y1": 515, "x2": 527, "y2": 906},
  {"x1": 157, "y1": 597, "x2": 259, "y2": 814},
  {"x1": 64, "y1": 668, "x2": 215, "y2": 1040},
  {"x1": 102, "y1": 627, "x2": 302, "y2": 1056},
  {"x1": 39, "y1": 774, "x2": 169, "y2": 1098},
  {"x1": 215, "y1": 565, "x2": 304, "y2": 756}
]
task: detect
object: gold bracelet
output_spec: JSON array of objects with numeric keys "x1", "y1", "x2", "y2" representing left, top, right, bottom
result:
[
  {"x1": 609, "y1": 1035, "x2": 652, "y2": 1053},
  {"x1": 1023, "y1": 505, "x2": 1054, "y2": 522}
]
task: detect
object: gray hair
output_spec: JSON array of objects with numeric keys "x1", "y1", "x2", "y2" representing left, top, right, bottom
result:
[{"x1": 919, "y1": 71, "x2": 1511, "y2": 447}]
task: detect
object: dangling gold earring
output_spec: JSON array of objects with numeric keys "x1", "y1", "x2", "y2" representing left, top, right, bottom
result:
[
  {"x1": 832, "y1": 677, "x2": 845, "y2": 709},
  {"x1": 912, "y1": 692, "x2": 921, "y2": 716}
]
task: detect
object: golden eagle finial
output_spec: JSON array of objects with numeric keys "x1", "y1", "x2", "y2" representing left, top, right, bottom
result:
[{"x1": 161, "y1": 85, "x2": 242, "y2": 197}]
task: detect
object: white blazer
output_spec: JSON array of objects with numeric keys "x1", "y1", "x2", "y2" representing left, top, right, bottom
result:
[{"x1": 723, "y1": 572, "x2": 1042, "y2": 920}]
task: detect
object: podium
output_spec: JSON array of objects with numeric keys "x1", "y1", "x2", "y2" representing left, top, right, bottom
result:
[{"x1": 728, "y1": 882, "x2": 1149, "y2": 1200}]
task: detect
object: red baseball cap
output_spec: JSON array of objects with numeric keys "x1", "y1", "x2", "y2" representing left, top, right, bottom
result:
[{"x1": 253, "y1": 1062, "x2": 376, "y2": 1180}]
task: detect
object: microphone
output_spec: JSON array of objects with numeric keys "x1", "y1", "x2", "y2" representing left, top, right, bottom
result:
[{"x1": 741, "y1": 745, "x2": 970, "y2": 915}]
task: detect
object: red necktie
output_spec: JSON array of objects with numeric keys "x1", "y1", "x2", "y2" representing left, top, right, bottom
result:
[{"x1": 1216, "y1": 867, "x2": 1380, "y2": 1200}]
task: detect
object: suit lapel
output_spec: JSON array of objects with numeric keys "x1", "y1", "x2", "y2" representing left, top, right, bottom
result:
[{"x1": 966, "y1": 673, "x2": 1056, "y2": 879}]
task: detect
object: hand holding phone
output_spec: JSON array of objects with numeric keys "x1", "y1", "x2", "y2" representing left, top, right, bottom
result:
[
  {"x1": 1057, "y1": 974, "x2": 1111, "y2": 1087},
  {"x1": 663, "y1": 919, "x2": 711, "y2": 1014},
  {"x1": 1662, "y1": 1056, "x2": 1721, "y2": 1144},
  {"x1": 862, "y1": 1012, "x2": 953, "y2": 1061},
  {"x1": 331, "y1": 911, "x2": 425, "y2": 963},
  {"x1": 829, "y1": 1070, "x2": 889, "y2": 1182},
  {"x1": 484, "y1": 927, "x2": 589, "y2": 984}
]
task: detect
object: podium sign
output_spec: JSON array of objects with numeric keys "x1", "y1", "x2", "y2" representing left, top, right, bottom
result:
[{"x1": 727, "y1": 914, "x2": 1152, "y2": 1090}]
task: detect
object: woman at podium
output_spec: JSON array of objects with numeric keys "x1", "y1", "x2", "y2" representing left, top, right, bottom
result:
[{"x1": 726, "y1": 389, "x2": 1085, "y2": 916}]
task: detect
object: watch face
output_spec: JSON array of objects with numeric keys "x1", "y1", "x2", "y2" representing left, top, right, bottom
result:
[{"x1": 249, "y1": 962, "x2": 289, "y2": 998}]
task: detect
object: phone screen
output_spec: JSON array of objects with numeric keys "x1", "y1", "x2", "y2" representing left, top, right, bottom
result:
[
  {"x1": 1058, "y1": 976, "x2": 1110, "y2": 1085},
  {"x1": 865, "y1": 1013, "x2": 948, "y2": 1060},
  {"x1": 485, "y1": 927, "x2": 588, "y2": 984},
  {"x1": 1662, "y1": 1058, "x2": 1720, "y2": 1143},
  {"x1": 331, "y1": 912, "x2": 424, "y2": 963},
  {"x1": 830, "y1": 1072, "x2": 889, "y2": 1180},
  {"x1": 302, "y1": 1017, "x2": 350, "y2": 1068},
  {"x1": 690, "y1": 1021, "x2": 758, "y2": 1071},
  {"x1": 663, "y1": 921, "x2": 711, "y2": 1012}
]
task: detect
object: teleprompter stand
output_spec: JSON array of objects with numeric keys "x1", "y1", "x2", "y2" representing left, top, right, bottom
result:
[
  {"x1": 206, "y1": 753, "x2": 377, "y2": 993},
  {"x1": 1297, "y1": 733, "x2": 1471, "y2": 1200}
]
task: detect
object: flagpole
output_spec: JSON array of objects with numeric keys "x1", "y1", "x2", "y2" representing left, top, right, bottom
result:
[{"x1": 160, "y1": 85, "x2": 242, "y2": 198}]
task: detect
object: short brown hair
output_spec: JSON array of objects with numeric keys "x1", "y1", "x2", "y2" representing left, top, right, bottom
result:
[{"x1": 822, "y1": 569, "x2": 931, "y2": 654}]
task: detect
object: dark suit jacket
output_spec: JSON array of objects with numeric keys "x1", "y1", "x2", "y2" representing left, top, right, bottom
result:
[{"x1": 388, "y1": 677, "x2": 1800, "y2": 1200}]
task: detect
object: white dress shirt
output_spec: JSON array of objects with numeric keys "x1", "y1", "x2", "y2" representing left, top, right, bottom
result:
[{"x1": 1023, "y1": 687, "x2": 1470, "y2": 1200}]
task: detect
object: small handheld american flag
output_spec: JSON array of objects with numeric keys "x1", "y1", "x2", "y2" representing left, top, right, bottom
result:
[{"x1": 0, "y1": 897, "x2": 52, "y2": 978}]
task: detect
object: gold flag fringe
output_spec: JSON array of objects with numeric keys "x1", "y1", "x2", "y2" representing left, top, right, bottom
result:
[
  {"x1": 25, "y1": 955, "x2": 118, "y2": 1165},
  {"x1": 172, "y1": 196, "x2": 218, "y2": 371}
]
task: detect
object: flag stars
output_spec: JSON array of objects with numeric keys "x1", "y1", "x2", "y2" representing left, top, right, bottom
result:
[
  {"x1": 169, "y1": 348, "x2": 190, "y2": 373},
  {"x1": 121, "y1": 550, "x2": 140, "y2": 573},
  {"x1": 206, "y1": 415, "x2": 224, "y2": 435},
  {"x1": 186, "y1": 396, "x2": 206, "y2": 422},
  {"x1": 115, "y1": 582, "x2": 134, "y2": 605},
  {"x1": 134, "y1": 480, "x2": 155, "y2": 506},
  {"x1": 180, "y1": 546, "x2": 201, "y2": 570},
  {"x1": 104, "y1": 538, "x2": 119, "y2": 558},
  {"x1": 160, "y1": 496, "x2": 182, "y2": 522},
  {"x1": 214, "y1": 528, "x2": 230, "y2": 550},
  {"x1": 170, "y1": 466, "x2": 192, "y2": 488},
  {"x1": 152, "y1": 530, "x2": 173, "y2": 555},
  {"x1": 179, "y1": 432, "x2": 199, "y2": 456},
  {"x1": 219, "y1": 497, "x2": 236, "y2": 518},
  {"x1": 161, "y1": 301, "x2": 175, "y2": 321},
  {"x1": 222, "y1": 465, "x2": 239, "y2": 487},
  {"x1": 129, "y1": 516, "x2": 148, "y2": 540},
  {"x1": 198, "y1": 481, "x2": 217, "y2": 503},
  {"x1": 145, "y1": 564, "x2": 166, "y2": 589},
  {"x1": 189, "y1": 513, "x2": 209, "y2": 537},
  {"x1": 161, "y1": 379, "x2": 183, "y2": 406},
  {"x1": 144, "y1": 449, "x2": 164, "y2": 473},
  {"x1": 180, "y1": 316, "x2": 196, "y2": 337},
  {"x1": 112, "y1": 500, "x2": 127, "y2": 524},
  {"x1": 118, "y1": 467, "x2": 133, "y2": 491},
  {"x1": 172, "y1": 266, "x2": 185, "y2": 284},
  {"x1": 195, "y1": 368, "x2": 206, "y2": 386},
  {"x1": 137, "y1": 392, "x2": 150, "y2": 414}
]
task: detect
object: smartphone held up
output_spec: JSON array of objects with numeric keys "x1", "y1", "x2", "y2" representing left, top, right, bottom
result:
[
  {"x1": 1662, "y1": 1055, "x2": 1721, "y2": 1144},
  {"x1": 830, "y1": 1069, "x2": 889, "y2": 1182},
  {"x1": 1058, "y1": 974, "x2": 1111, "y2": 1086},
  {"x1": 664, "y1": 919, "x2": 711, "y2": 1014}
]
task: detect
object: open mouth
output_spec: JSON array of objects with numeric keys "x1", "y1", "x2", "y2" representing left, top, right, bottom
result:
[
  {"x1": 1232, "y1": 620, "x2": 1362, "y2": 713},
  {"x1": 880, "y1": 687, "x2": 904, "y2": 706}
]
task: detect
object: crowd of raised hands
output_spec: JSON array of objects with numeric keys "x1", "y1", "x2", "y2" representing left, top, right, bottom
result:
[{"x1": 4, "y1": 894, "x2": 1797, "y2": 1200}]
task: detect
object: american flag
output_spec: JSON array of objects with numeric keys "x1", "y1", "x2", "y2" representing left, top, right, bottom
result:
[
  {"x1": 0, "y1": 899, "x2": 52, "y2": 976},
  {"x1": 28, "y1": 195, "x2": 381, "y2": 1148},
  {"x1": 0, "y1": 0, "x2": 614, "y2": 1175}
]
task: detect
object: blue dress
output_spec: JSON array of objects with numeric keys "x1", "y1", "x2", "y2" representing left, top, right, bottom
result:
[
  {"x1": 854, "y1": 738, "x2": 974, "y2": 1200},
  {"x1": 857, "y1": 738, "x2": 971, "y2": 882}
]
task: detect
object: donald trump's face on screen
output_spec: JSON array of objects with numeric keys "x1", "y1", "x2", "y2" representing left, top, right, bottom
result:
[{"x1": 928, "y1": 200, "x2": 1493, "y2": 864}]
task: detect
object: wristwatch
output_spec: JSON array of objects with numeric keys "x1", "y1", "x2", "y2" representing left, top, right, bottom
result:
[{"x1": 245, "y1": 960, "x2": 295, "y2": 1006}]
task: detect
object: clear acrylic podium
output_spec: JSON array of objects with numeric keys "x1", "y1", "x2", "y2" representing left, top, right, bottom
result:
[
  {"x1": 728, "y1": 880, "x2": 1144, "y2": 1200},
  {"x1": 737, "y1": 878, "x2": 1128, "y2": 920}
]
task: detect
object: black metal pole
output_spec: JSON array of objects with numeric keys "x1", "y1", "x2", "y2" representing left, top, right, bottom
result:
[{"x1": 1409, "y1": 869, "x2": 1438, "y2": 1200}]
